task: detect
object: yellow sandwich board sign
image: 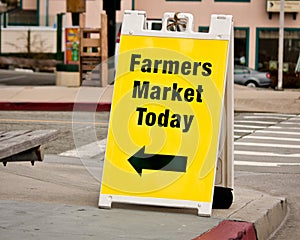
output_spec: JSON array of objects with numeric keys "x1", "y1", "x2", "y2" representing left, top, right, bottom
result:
[{"x1": 99, "y1": 11, "x2": 233, "y2": 216}]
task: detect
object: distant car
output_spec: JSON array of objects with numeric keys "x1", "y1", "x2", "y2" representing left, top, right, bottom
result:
[{"x1": 234, "y1": 65, "x2": 272, "y2": 87}]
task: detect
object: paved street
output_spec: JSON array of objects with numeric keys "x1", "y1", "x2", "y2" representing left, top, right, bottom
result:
[
  {"x1": 0, "y1": 70, "x2": 55, "y2": 86},
  {"x1": 0, "y1": 111, "x2": 299, "y2": 239},
  {"x1": 1, "y1": 111, "x2": 299, "y2": 163},
  {"x1": 233, "y1": 112, "x2": 300, "y2": 239},
  {"x1": 234, "y1": 112, "x2": 300, "y2": 173},
  {"x1": 1, "y1": 111, "x2": 299, "y2": 172},
  {"x1": 0, "y1": 111, "x2": 109, "y2": 155}
]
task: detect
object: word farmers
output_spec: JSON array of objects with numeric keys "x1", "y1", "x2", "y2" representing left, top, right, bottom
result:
[
  {"x1": 130, "y1": 54, "x2": 212, "y2": 76},
  {"x1": 136, "y1": 107, "x2": 194, "y2": 133}
]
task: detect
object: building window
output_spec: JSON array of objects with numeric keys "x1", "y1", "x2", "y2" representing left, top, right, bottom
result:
[
  {"x1": 256, "y1": 28, "x2": 300, "y2": 74},
  {"x1": 199, "y1": 26, "x2": 249, "y2": 66},
  {"x1": 235, "y1": 28, "x2": 249, "y2": 66},
  {"x1": 6, "y1": 0, "x2": 39, "y2": 26},
  {"x1": 257, "y1": 28, "x2": 300, "y2": 72}
]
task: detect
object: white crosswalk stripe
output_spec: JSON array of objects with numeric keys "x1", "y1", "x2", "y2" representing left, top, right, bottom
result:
[
  {"x1": 234, "y1": 113, "x2": 300, "y2": 170},
  {"x1": 256, "y1": 130, "x2": 300, "y2": 136},
  {"x1": 234, "y1": 120, "x2": 277, "y2": 125},
  {"x1": 235, "y1": 150, "x2": 300, "y2": 158},
  {"x1": 234, "y1": 141, "x2": 300, "y2": 149},
  {"x1": 253, "y1": 113, "x2": 295, "y2": 116},
  {"x1": 59, "y1": 113, "x2": 300, "y2": 172},
  {"x1": 235, "y1": 160, "x2": 300, "y2": 167},
  {"x1": 234, "y1": 124, "x2": 266, "y2": 129},
  {"x1": 241, "y1": 116, "x2": 287, "y2": 120},
  {"x1": 242, "y1": 135, "x2": 300, "y2": 142},
  {"x1": 59, "y1": 138, "x2": 107, "y2": 159}
]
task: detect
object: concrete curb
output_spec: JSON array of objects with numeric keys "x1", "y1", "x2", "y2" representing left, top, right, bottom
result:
[
  {"x1": 212, "y1": 188, "x2": 288, "y2": 240},
  {"x1": 0, "y1": 101, "x2": 111, "y2": 112},
  {"x1": 193, "y1": 220, "x2": 257, "y2": 240},
  {"x1": 253, "y1": 196, "x2": 287, "y2": 240}
]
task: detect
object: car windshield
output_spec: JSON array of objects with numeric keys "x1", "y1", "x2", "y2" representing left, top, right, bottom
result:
[{"x1": 234, "y1": 66, "x2": 250, "y2": 74}]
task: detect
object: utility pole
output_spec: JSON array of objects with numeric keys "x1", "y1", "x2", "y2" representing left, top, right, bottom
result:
[{"x1": 277, "y1": 0, "x2": 284, "y2": 90}]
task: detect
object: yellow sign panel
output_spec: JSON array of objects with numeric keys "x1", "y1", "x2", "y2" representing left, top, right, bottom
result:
[{"x1": 100, "y1": 35, "x2": 228, "y2": 211}]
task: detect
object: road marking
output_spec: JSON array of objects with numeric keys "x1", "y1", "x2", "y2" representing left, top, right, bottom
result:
[
  {"x1": 234, "y1": 150, "x2": 300, "y2": 158},
  {"x1": 234, "y1": 120, "x2": 277, "y2": 125},
  {"x1": 242, "y1": 116, "x2": 287, "y2": 120},
  {"x1": 289, "y1": 117, "x2": 300, "y2": 121},
  {"x1": 0, "y1": 75, "x2": 23, "y2": 82},
  {"x1": 234, "y1": 141, "x2": 300, "y2": 149},
  {"x1": 234, "y1": 160, "x2": 300, "y2": 167},
  {"x1": 253, "y1": 113, "x2": 296, "y2": 117},
  {"x1": 243, "y1": 135, "x2": 300, "y2": 142},
  {"x1": 234, "y1": 124, "x2": 265, "y2": 129},
  {"x1": 269, "y1": 126, "x2": 300, "y2": 130},
  {"x1": 0, "y1": 118, "x2": 108, "y2": 126},
  {"x1": 234, "y1": 129, "x2": 255, "y2": 133},
  {"x1": 59, "y1": 138, "x2": 107, "y2": 158},
  {"x1": 280, "y1": 121, "x2": 300, "y2": 125},
  {"x1": 256, "y1": 130, "x2": 300, "y2": 136},
  {"x1": 56, "y1": 113, "x2": 300, "y2": 160}
]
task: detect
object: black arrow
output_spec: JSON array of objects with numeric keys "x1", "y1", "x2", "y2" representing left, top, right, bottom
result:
[{"x1": 128, "y1": 146, "x2": 187, "y2": 176}]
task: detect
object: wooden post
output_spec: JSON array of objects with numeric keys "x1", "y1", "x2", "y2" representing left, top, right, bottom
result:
[
  {"x1": 101, "y1": 13, "x2": 108, "y2": 87},
  {"x1": 67, "y1": 0, "x2": 86, "y2": 26},
  {"x1": 79, "y1": 13, "x2": 86, "y2": 85},
  {"x1": 66, "y1": 0, "x2": 86, "y2": 13},
  {"x1": 78, "y1": 12, "x2": 108, "y2": 86}
]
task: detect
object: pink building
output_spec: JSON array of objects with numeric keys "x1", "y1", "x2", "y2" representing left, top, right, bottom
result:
[
  {"x1": 4, "y1": 0, "x2": 300, "y2": 75},
  {"x1": 133, "y1": 0, "x2": 300, "y2": 75}
]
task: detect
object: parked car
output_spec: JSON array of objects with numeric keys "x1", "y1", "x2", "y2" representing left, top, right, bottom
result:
[{"x1": 234, "y1": 65, "x2": 272, "y2": 87}]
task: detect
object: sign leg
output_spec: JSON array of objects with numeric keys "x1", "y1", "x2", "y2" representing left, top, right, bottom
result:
[{"x1": 99, "y1": 194, "x2": 112, "y2": 209}]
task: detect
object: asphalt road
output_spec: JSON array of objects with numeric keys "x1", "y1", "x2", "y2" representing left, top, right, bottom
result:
[
  {"x1": 233, "y1": 112, "x2": 300, "y2": 240},
  {"x1": 0, "y1": 111, "x2": 299, "y2": 239},
  {"x1": 0, "y1": 69, "x2": 55, "y2": 86},
  {"x1": 0, "y1": 111, "x2": 109, "y2": 154}
]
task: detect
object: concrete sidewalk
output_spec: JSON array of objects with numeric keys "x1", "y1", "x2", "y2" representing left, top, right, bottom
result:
[
  {"x1": 0, "y1": 84, "x2": 298, "y2": 239},
  {"x1": 0, "y1": 155, "x2": 287, "y2": 240},
  {"x1": 0, "y1": 84, "x2": 299, "y2": 113},
  {"x1": 234, "y1": 85, "x2": 300, "y2": 114},
  {"x1": 0, "y1": 85, "x2": 113, "y2": 111}
]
